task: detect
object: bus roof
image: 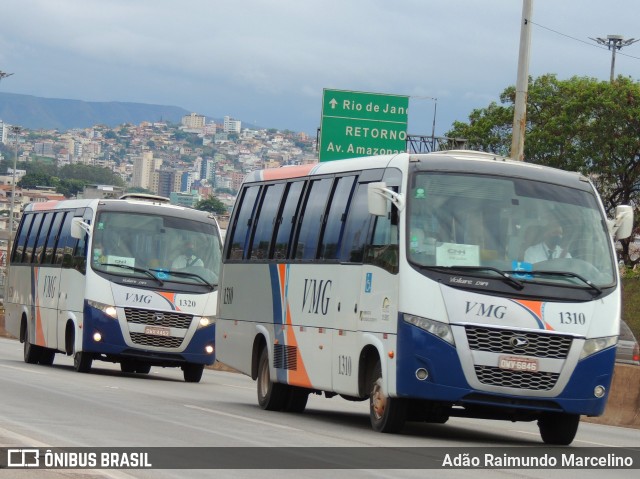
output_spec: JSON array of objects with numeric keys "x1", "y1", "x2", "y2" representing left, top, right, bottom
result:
[{"x1": 242, "y1": 151, "x2": 589, "y2": 190}]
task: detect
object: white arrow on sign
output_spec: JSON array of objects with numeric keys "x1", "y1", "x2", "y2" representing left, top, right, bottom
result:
[{"x1": 329, "y1": 98, "x2": 338, "y2": 109}]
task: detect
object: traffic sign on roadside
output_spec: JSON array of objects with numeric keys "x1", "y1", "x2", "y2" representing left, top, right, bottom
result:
[{"x1": 319, "y1": 89, "x2": 409, "y2": 162}]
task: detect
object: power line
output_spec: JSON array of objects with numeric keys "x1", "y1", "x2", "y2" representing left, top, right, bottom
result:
[{"x1": 529, "y1": 20, "x2": 640, "y2": 61}]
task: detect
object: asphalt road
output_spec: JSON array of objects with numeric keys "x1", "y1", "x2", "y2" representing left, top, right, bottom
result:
[{"x1": 0, "y1": 336, "x2": 638, "y2": 479}]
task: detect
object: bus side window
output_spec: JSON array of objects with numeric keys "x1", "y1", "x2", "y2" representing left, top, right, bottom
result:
[
  {"x1": 319, "y1": 175, "x2": 356, "y2": 260},
  {"x1": 56, "y1": 213, "x2": 79, "y2": 267},
  {"x1": 293, "y1": 178, "x2": 333, "y2": 261},
  {"x1": 339, "y1": 182, "x2": 371, "y2": 263},
  {"x1": 272, "y1": 181, "x2": 305, "y2": 260},
  {"x1": 227, "y1": 185, "x2": 261, "y2": 260},
  {"x1": 33, "y1": 212, "x2": 54, "y2": 264},
  {"x1": 12, "y1": 213, "x2": 34, "y2": 264},
  {"x1": 43, "y1": 212, "x2": 64, "y2": 264},
  {"x1": 23, "y1": 214, "x2": 44, "y2": 264},
  {"x1": 249, "y1": 183, "x2": 285, "y2": 261},
  {"x1": 365, "y1": 198, "x2": 399, "y2": 274}
]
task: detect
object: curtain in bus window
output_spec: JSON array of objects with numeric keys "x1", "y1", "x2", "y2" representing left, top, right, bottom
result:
[
  {"x1": 250, "y1": 183, "x2": 285, "y2": 260},
  {"x1": 272, "y1": 181, "x2": 305, "y2": 260},
  {"x1": 294, "y1": 178, "x2": 333, "y2": 260},
  {"x1": 228, "y1": 186, "x2": 261, "y2": 260},
  {"x1": 319, "y1": 176, "x2": 356, "y2": 260}
]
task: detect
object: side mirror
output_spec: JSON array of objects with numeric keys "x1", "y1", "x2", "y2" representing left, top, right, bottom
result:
[
  {"x1": 368, "y1": 182, "x2": 405, "y2": 216},
  {"x1": 609, "y1": 205, "x2": 634, "y2": 240},
  {"x1": 368, "y1": 182, "x2": 388, "y2": 216},
  {"x1": 71, "y1": 217, "x2": 91, "y2": 239}
]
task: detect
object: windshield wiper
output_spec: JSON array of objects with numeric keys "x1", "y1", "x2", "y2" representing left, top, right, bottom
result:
[
  {"x1": 444, "y1": 266, "x2": 524, "y2": 290},
  {"x1": 525, "y1": 271, "x2": 603, "y2": 295},
  {"x1": 99, "y1": 263, "x2": 164, "y2": 286},
  {"x1": 154, "y1": 269, "x2": 216, "y2": 291}
]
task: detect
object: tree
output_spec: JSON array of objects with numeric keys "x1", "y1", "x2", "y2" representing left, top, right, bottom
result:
[
  {"x1": 446, "y1": 74, "x2": 640, "y2": 266},
  {"x1": 194, "y1": 196, "x2": 227, "y2": 215}
]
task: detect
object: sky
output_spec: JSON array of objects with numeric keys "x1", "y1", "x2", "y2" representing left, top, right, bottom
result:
[{"x1": 1, "y1": 0, "x2": 640, "y2": 136}]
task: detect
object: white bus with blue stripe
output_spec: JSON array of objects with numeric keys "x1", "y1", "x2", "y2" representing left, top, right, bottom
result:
[
  {"x1": 215, "y1": 151, "x2": 633, "y2": 444},
  {"x1": 5, "y1": 197, "x2": 222, "y2": 382}
]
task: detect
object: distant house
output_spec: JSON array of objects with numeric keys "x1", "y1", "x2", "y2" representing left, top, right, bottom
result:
[{"x1": 81, "y1": 184, "x2": 125, "y2": 199}]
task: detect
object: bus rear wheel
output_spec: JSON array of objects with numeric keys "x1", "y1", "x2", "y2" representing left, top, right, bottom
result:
[
  {"x1": 23, "y1": 323, "x2": 42, "y2": 364},
  {"x1": 538, "y1": 413, "x2": 580, "y2": 445},
  {"x1": 369, "y1": 360, "x2": 406, "y2": 433},
  {"x1": 257, "y1": 347, "x2": 287, "y2": 411},
  {"x1": 183, "y1": 363, "x2": 204, "y2": 383},
  {"x1": 283, "y1": 387, "x2": 309, "y2": 413},
  {"x1": 38, "y1": 349, "x2": 55, "y2": 366}
]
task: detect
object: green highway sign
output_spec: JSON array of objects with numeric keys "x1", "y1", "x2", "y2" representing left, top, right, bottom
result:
[{"x1": 319, "y1": 89, "x2": 409, "y2": 162}]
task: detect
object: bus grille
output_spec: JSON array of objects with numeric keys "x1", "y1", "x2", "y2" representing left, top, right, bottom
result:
[
  {"x1": 474, "y1": 366, "x2": 559, "y2": 391},
  {"x1": 273, "y1": 344, "x2": 297, "y2": 370},
  {"x1": 124, "y1": 308, "x2": 193, "y2": 329},
  {"x1": 129, "y1": 332, "x2": 184, "y2": 349},
  {"x1": 465, "y1": 326, "x2": 573, "y2": 359}
]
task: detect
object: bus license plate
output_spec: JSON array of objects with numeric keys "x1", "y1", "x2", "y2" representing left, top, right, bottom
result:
[
  {"x1": 498, "y1": 355, "x2": 538, "y2": 372},
  {"x1": 145, "y1": 326, "x2": 170, "y2": 337}
]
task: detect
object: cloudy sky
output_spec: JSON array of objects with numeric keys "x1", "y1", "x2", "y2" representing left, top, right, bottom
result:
[{"x1": 1, "y1": 0, "x2": 640, "y2": 136}]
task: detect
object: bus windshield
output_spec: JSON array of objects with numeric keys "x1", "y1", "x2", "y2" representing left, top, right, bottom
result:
[
  {"x1": 91, "y1": 211, "x2": 222, "y2": 288},
  {"x1": 407, "y1": 172, "x2": 616, "y2": 288}
]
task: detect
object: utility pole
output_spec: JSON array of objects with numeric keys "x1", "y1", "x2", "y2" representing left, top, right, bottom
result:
[
  {"x1": 589, "y1": 35, "x2": 639, "y2": 82},
  {"x1": 5, "y1": 126, "x2": 21, "y2": 300},
  {"x1": 510, "y1": 0, "x2": 533, "y2": 162}
]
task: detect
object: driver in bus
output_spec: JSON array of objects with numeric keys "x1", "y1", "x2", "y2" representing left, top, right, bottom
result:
[
  {"x1": 524, "y1": 220, "x2": 572, "y2": 263},
  {"x1": 172, "y1": 241, "x2": 204, "y2": 269}
]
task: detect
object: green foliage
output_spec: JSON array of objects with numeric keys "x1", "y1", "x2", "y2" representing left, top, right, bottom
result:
[
  {"x1": 446, "y1": 74, "x2": 640, "y2": 267},
  {"x1": 194, "y1": 196, "x2": 227, "y2": 215},
  {"x1": 622, "y1": 276, "x2": 640, "y2": 339}
]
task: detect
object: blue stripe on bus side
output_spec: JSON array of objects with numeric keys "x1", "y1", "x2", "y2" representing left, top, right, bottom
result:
[{"x1": 269, "y1": 264, "x2": 287, "y2": 383}]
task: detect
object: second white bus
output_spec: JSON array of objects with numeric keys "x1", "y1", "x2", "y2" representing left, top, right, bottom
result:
[{"x1": 5, "y1": 197, "x2": 222, "y2": 382}]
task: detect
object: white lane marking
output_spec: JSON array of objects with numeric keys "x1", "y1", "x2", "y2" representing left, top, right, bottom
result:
[
  {"x1": 184, "y1": 404, "x2": 303, "y2": 431},
  {"x1": 0, "y1": 364, "x2": 46, "y2": 374},
  {"x1": 219, "y1": 383, "x2": 254, "y2": 390}
]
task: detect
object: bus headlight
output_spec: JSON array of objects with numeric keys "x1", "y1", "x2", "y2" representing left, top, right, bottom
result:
[
  {"x1": 404, "y1": 314, "x2": 455, "y2": 345},
  {"x1": 196, "y1": 316, "x2": 216, "y2": 329},
  {"x1": 87, "y1": 300, "x2": 118, "y2": 319},
  {"x1": 580, "y1": 336, "x2": 617, "y2": 360}
]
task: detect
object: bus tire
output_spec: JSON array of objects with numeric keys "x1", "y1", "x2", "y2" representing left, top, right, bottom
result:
[
  {"x1": 23, "y1": 322, "x2": 42, "y2": 365},
  {"x1": 38, "y1": 349, "x2": 56, "y2": 366},
  {"x1": 120, "y1": 360, "x2": 137, "y2": 373},
  {"x1": 257, "y1": 347, "x2": 287, "y2": 411},
  {"x1": 183, "y1": 363, "x2": 204, "y2": 383},
  {"x1": 74, "y1": 351, "x2": 93, "y2": 373},
  {"x1": 538, "y1": 413, "x2": 580, "y2": 445},
  {"x1": 136, "y1": 362, "x2": 151, "y2": 374},
  {"x1": 369, "y1": 360, "x2": 406, "y2": 433},
  {"x1": 283, "y1": 387, "x2": 309, "y2": 413}
]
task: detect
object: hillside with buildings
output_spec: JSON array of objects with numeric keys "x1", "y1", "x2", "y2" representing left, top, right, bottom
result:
[{"x1": 0, "y1": 112, "x2": 318, "y2": 279}]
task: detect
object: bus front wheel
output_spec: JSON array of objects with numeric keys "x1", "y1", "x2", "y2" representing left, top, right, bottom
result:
[
  {"x1": 257, "y1": 347, "x2": 287, "y2": 411},
  {"x1": 183, "y1": 363, "x2": 204, "y2": 383},
  {"x1": 369, "y1": 360, "x2": 406, "y2": 433},
  {"x1": 538, "y1": 413, "x2": 580, "y2": 445},
  {"x1": 74, "y1": 351, "x2": 92, "y2": 373}
]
